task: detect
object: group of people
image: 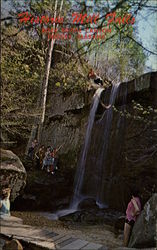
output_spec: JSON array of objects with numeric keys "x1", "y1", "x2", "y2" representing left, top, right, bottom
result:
[
  {"x1": 37, "y1": 144, "x2": 62, "y2": 174},
  {"x1": 28, "y1": 139, "x2": 63, "y2": 175}
]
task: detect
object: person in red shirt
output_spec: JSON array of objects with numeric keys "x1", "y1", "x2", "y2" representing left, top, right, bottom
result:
[
  {"x1": 88, "y1": 69, "x2": 103, "y2": 86},
  {"x1": 123, "y1": 188, "x2": 141, "y2": 247}
]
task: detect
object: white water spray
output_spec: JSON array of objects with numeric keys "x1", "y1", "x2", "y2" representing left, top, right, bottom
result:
[{"x1": 70, "y1": 87, "x2": 104, "y2": 209}]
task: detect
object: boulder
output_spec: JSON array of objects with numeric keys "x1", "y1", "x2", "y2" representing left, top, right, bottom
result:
[
  {"x1": 0, "y1": 149, "x2": 27, "y2": 201},
  {"x1": 3, "y1": 239, "x2": 23, "y2": 250},
  {"x1": 128, "y1": 193, "x2": 157, "y2": 248},
  {"x1": 78, "y1": 198, "x2": 98, "y2": 210},
  {"x1": 0, "y1": 238, "x2": 6, "y2": 249}
]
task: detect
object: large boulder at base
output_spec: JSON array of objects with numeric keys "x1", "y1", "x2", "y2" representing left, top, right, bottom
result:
[
  {"x1": 78, "y1": 198, "x2": 98, "y2": 210},
  {"x1": 128, "y1": 193, "x2": 157, "y2": 248},
  {"x1": 0, "y1": 149, "x2": 27, "y2": 201}
]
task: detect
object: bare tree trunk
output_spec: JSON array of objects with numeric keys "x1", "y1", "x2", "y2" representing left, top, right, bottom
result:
[
  {"x1": 37, "y1": 0, "x2": 58, "y2": 144},
  {"x1": 37, "y1": 0, "x2": 64, "y2": 144},
  {"x1": 25, "y1": 0, "x2": 64, "y2": 153},
  {"x1": 119, "y1": 32, "x2": 123, "y2": 83},
  {"x1": 25, "y1": 0, "x2": 44, "y2": 155}
]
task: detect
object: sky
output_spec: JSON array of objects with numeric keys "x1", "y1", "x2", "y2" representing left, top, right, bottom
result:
[
  {"x1": 135, "y1": 0, "x2": 157, "y2": 71},
  {"x1": 1, "y1": 0, "x2": 157, "y2": 72}
]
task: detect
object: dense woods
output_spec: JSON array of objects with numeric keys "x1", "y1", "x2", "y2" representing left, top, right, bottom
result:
[{"x1": 1, "y1": 0, "x2": 156, "y2": 145}]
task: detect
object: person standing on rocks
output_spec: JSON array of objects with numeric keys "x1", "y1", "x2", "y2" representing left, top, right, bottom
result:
[
  {"x1": 52, "y1": 144, "x2": 63, "y2": 172},
  {"x1": 35, "y1": 145, "x2": 46, "y2": 169},
  {"x1": 88, "y1": 69, "x2": 103, "y2": 86},
  {"x1": 0, "y1": 187, "x2": 11, "y2": 218},
  {"x1": 28, "y1": 139, "x2": 38, "y2": 160},
  {"x1": 42, "y1": 146, "x2": 53, "y2": 172},
  {"x1": 123, "y1": 189, "x2": 141, "y2": 247}
]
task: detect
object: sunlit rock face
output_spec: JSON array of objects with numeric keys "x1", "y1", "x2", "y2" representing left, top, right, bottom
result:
[
  {"x1": 128, "y1": 193, "x2": 157, "y2": 248},
  {"x1": 0, "y1": 149, "x2": 27, "y2": 201},
  {"x1": 42, "y1": 85, "x2": 95, "y2": 169},
  {"x1": 42, "y1": 72, "x2": 157, "y2": 211}
]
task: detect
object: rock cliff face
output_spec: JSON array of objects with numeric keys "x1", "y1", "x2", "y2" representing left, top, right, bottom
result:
[
  {"x1": 42, "y1": 87, "x2": 95, "y2": 169},
  {"x1": 0, "y1": 149, "x2": 27, "y2": 201},
  {"x1": 42, "y1": 72, "x2": 157, "y2": 211},
  {"x1": 128, "y1": 193, "x2": 157, "y2": 248}
]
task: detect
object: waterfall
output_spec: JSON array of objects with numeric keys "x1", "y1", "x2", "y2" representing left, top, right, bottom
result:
[
  {"x1": 95, "y1": 83, "x2": 120, "y2": 207},
  {"x1": 42, "y1": 87, "x2": 104, "y2": 220},
  {"x1": 70, "y1": 87, "x2": 104, "y2": 209},
  {"x1": 103, "y1": 83, "x2": 127, "y2": 210},
  {"x1": 42, "y1": 84, "x2": 121, "y2": 220}
]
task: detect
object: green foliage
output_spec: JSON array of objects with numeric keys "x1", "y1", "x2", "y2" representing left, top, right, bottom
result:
[
  {"x1": 113, "y1": 99, "x2": 157, "y2": 124},
  {"x1": 50, "y1": 59, "x2": 89, "y2": 93},
  {"x1": 1, "y1": 0, "x2": 88, "y2": 142},
  {"x1": 1, "y1": 26, "x2": 45, "y2": 139},
  {"x1": 55, "y1": 82, "x2": 61, "y2": 87}
]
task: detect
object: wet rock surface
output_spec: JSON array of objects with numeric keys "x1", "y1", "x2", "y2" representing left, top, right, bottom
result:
[
  {"x1": 78, "y1": 198, "x2": 98, "y2": 210},
  {"x1": 0, "y1": 149, "x2": 27, "y2": 201},
  {"x1": 59, "y1": 206, "x2": 124, "y2": 226}
]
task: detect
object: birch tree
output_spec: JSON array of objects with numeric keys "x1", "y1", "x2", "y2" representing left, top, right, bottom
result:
[
  {"x1": 37, "y1": 0, "x2": 58, "y2": 144},
  {"x1": 37, "y1": 0, "x2": 64, "y2": 144},
  {"x1": 25, "y1": 0, "x2": 64, "y2": 152}
]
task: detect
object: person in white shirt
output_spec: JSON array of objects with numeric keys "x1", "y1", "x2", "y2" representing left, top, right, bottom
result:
[{"x1": 0, "y1": 187, "x2": 11, "y2": 217}]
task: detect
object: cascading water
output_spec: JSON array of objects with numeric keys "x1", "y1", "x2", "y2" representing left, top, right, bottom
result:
[
  {"x1": 103, "y1": 83, "x2": 128, "y2": 210},
  {"x1": 71, "y1": 83, "x2": 120, "y2": 209},
  {"x1": 70, "y1": 83, "x2": 120, "y2": 210},
  {"x1": 42, "y1": 87, "x2": 104, "y2": 220},
  {"x1": 70, "y1": 87, "x2": 104, "y2": 209},
  {"x1": 42, "y1": 84, "x2": 121, "y2": 220},
  {"x1": 96, "y1": 83, "x2": 120, "y2": 207}
]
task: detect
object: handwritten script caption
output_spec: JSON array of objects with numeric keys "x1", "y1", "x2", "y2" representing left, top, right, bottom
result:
[{"x1": 18, "y1": 11, "x2": 135, "y2": 40}]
